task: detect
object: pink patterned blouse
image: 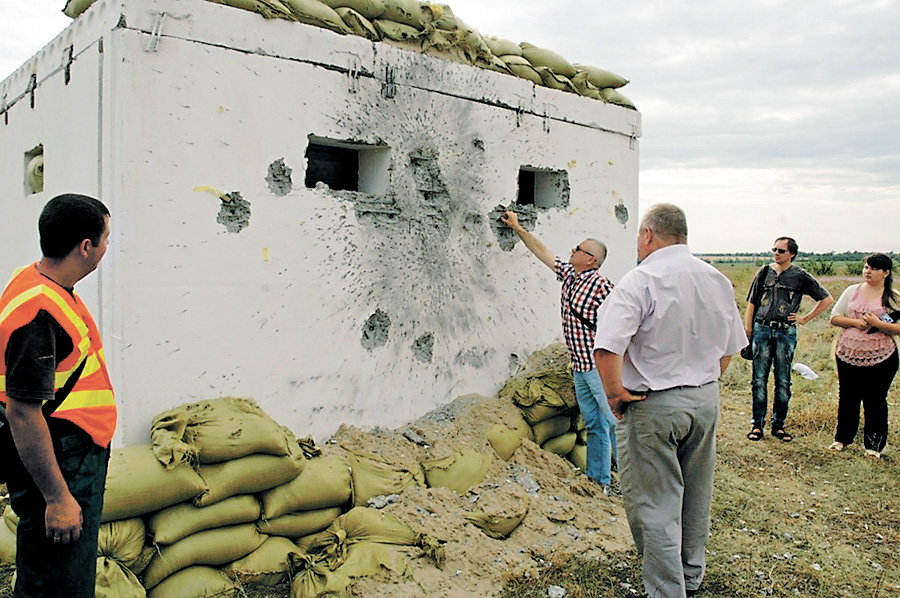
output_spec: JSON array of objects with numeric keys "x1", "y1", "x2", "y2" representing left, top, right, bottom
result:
[{"x1": 835, "y1": 286, "x2": 896, "y2": 366}]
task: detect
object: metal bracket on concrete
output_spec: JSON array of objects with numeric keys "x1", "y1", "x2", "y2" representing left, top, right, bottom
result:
[
  {"x1": 26, "y1": 74, "x2": 37, "y2": 109},
  {"x1": 1, "y1": 94, "x2": 7, "y2": 125},
  {"x1": 381, "y1": 65, "x2": 396, "y2": 99},
  {"x1": 146, "y1": 12, "x2": 167, "y2": 53},
  {"x1": 63, "y1": 45, "x2": 74, "y2": 85}
]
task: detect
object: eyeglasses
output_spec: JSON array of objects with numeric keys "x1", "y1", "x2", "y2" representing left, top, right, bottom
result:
[
  {"x1": 771, "y1": 248, "x2": 788, "y2": 254},
  {"x1": 574, "y1": 245, "x2": 596, "y2": 258}
]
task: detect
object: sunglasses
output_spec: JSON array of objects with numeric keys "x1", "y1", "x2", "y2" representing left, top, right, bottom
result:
[
  {"x1": 771, "y1": 248, "x2": 788, "y2": 254},
  {"x1": 574, "y1": 245, "x2": 596, "y2": 258}
]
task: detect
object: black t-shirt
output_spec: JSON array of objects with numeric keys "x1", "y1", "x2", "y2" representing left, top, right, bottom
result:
[{"x1": 4, "y1": 309, "x2": 75, "y2": 402}]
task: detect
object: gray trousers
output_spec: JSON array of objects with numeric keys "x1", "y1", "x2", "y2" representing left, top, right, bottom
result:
[{"x1": 617, "y1": 383, "x2": 719, "y2": 598}]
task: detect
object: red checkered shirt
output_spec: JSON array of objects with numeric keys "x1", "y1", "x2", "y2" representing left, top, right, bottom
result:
[{"x1": 555, "y1": 257, "x2": 614, "y2": 372}]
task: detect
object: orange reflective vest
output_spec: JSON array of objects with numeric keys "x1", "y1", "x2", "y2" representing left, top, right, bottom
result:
[{"x1": 0, "y1": 263, "x2": 116, "y2": 448}]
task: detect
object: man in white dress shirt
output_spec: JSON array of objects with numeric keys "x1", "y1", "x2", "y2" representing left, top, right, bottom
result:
[{"x1": 593, "y1": 203, "x2": 747, "y2": 598}]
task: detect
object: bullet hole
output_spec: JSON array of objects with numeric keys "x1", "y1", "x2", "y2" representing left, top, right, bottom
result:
[
  {"x1": 516, "y1": 167, "x2": 570, "y2": 208},
  {"x1": 614, "y1": 200, "x2": 629, "y2": 227},
  {"x1": 412, "y1": 333, "x2": 434, "y2": 363},
  {"x1": 472, "y1": 137, "x2": 485, "y2": 151},
  {"x1": 217, "y1": 191, "x2": 251, "y2": 233},
  {"x1": 509, "y1": 353, "x2": 520, "y2": 373},
  {"x1": 266, "y1": 158, "x2": 293, "y2": 196},
  {"x1": 489, "y1": 204, "x2": 538, "y2": 252},
  {"x1": 361, "y1": 309, "x2": 391, "y2": 350},
  {"x1": 455, "y1": 347, "x2": 489, "y2": 368},
  {"x1": 410, "y1": 152, "x2": 451, "y2": 239}
]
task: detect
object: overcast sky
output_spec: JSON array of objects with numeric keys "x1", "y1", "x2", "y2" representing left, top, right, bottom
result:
[{"x1": 2, "y1": 0, "x2": 898, "y2": 253}]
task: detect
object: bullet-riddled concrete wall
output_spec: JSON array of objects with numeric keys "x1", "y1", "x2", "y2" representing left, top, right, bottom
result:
[{"x1": 0, "y1": 0, "x2": 641, "y2": 445}]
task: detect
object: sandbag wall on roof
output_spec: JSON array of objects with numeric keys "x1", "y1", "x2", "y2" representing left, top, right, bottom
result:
[{"x1": 0, "y1": 0, "x2": 640, "y2": 446}]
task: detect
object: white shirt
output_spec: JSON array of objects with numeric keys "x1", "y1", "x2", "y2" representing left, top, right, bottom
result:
[{"x1": 593, "y1": 244, "x2": 747, "y2": 392}]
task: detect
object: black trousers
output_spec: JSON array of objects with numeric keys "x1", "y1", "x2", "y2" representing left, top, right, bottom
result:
[
  {"x1": 3, "y1": 419, "x2": 109, "y2": 598},
  {"x1": 834, "y1": 350, "x2": 897, "y2": 452}
]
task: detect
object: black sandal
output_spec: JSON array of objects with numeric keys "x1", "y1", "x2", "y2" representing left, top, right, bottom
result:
[
  {"x1": 747, "y1": 428, "x2": 763, "y2": 441},
  {"x1": 772, "y1": 429, "x2": 793, "y2": 442}
]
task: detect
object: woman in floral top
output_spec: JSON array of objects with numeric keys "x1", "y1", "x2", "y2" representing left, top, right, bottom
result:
[{"x1": 829, "y1": 253, "x2": 900, "y2": 458}]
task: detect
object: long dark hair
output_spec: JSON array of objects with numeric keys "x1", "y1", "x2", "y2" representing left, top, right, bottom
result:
[{"x1": 866, "y1": 253, "x2": 896, "y2": 310}]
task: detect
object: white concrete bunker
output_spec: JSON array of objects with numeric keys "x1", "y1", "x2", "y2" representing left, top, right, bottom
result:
[{"x1": 0, "y1": 0, "x2": 641, "y2": 446}]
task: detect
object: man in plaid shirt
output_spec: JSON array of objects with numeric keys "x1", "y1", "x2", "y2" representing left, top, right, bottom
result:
[{"x1": 502, "y1": 211, "x2": 617, "y2": 492}]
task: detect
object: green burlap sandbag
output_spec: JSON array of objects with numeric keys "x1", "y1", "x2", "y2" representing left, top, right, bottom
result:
[
  {"x1": 0, "y1": 519, "x2": 15, "y2": 563},
  {"x1": 261, "y1": 454, "x2": 352, "y2": 518},
  {"x1": 485, "y1": 414, "x2": 532, "y2": 461},
  {"x1": 282, "y1": 0, "x2": 353, "y2": 33},
  {"x1": 26, "y1": 155, "x2": 43, "y2": 194},
  {"x1": 147, "y1": 566, "x2": 239, "y2": 598},
  {"x1": 257, "y1": 506, "x2": 342, "y2": 538},
  {"x1": 421, "y1": 449, "x2": 491, "y2": 493},
  {"x1": 536, "y1": 66, "x2": 579, "y2": 94},
  {"x1": 2, "y1": 505, "x2": 18, "y2": 533},
  {"x1": 95, "y1": 557, "x2": 146, "y2": 598},
  {"x1": 336, "y1": 7, "x2": 381, "y2": 40},
  {"x1": 290, "y1": 552, "x2": 352, "y2": 598},
  {"x1": 542, "y1": 431, "x2": 577, "y2": 456},
  {"x1": 334, "y1": 541, "x2": 412, "y2": 578},
  {"x1": 484, "y1": 36, "x2": 522, "y2": 58},
  {"x1": 151, "y1": 397, "x2": 298, "y2": 467},
  {"x1": 531, "y1": 415, "x2": 572, "y2": 446},
  {"x1": 63, "y1": 0, "x2": 97, "y2": 18},
  {"x1": 150, "y1": 494, "x2": 261, "y2": 545},
  {"x1": 422, "y1": 3, "x2": 457, "y2": 30},
  {"x1": 195, "y1": 453, "x2": 305, "y2": 507},
  {"x1": 519, "y1": 42, "x2": 576, "y2": 77},
  {"x1": 348, "y1": 451, "x2": 426, "y2": 507},
  {"x1": 98, "y1": 518, "x2": 146, "y2": 568},
  {"x1": 465, "y1": 495, "x2": 529, "y2": 539},
  {"x1": 223, "y1": 536, "x2": 300, "y2": 586},
  {"x1": 206, "y1": 0, "x2": 297, "y2": 20},
  {"x1": 142, "y1": 523, "x2": 266, "y2": 590},
  {"x1": 320, "y1": 0, "x2": 385, "y2": 19},
  {"x1": 131, "y1": 546, "x2": 156, "y2": 576},
  {"x1": 600, "y1": 87, "x2": 636, "y2": 109},
  {"x1": 567, "y1": 443, "x2": 587, "y2": 472},
  {"x1": 374, "y1": 19, "x2": 422, "y2": 42},
  {"x1": 577, "y1": 428, "x2": 588, "y2": 444},
  {"x1": 573, "y1": 63, "x2": 629, "y2": 89},
  {"x1": 102, "y1": 445, "x2": 208, "y2": 522},
  {"x1": 519, "y1": 403, "x2": 564, "y2": 426},
  {"x1": 380, "y1": 0, "x2": 425, "y2": 29}
]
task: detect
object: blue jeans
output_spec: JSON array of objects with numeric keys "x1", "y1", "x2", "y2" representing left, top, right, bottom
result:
[
  {"x1": 573, "y1": 369, "x2": 617, "y2": 485},
  {"x1": 751, "y1": 323, "x2": 797, "y2": 431}
]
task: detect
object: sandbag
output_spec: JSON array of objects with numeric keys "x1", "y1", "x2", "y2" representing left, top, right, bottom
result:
[
  {"x1": 573, "y1": 63, "x2": 629, "y2": 89},
  {"x1": 531, "y1": 415, "x2": 572, "y2": 446},
  {"x1": 102, "y1": 444, "x2": 208, "y2": 522},
  {"x1": 150, "y1": 397, "x2": 297, "y2": 467},
  {"x1": 131, "y1": 546, "x2": 156, "y2": 576},
  {"x1": 485, "y1": 420, "x2": 531, "y2": 461},
  {"x1": 484, "y1": 36, "x2": 522, "y2": 57},
  {"x1": 600, "y1": 87, "x2": 636, "y2": 109},
  {"x1": 542, "y1": 431, "x2": 577, "y2": 456},
  {"x1": 206, "y1": 0, "x2": 296, "y2": 20},
  {"x1": 465, "y1": 495, "x2": 529, "y2": 539},
  {"x1": 26, "y1": 154, "x2": 44, "y2": 194},
  {"x1": 0, "y1": 518, "x2": 15, "y2": 563},
  {"x1": 147, "y1": 566, "x2": 239, "y2": 598},
  {"x1": 348, "y1": 451, "x2": 426, "y2": 507},
  {"x1": 374, "y1": 19, "x2": 422, "y2": 42},
  {"x1": 3, "y1": 505, "x2": 18, "y2": 533},
  {"x1": 421, "y1": 449, "x2": 491, "y2": 493},
  {"x1": 299, "y1": 507, "x2": 417, "y2": 570},
  {"x1": 290, "y1": 553, "x2": 351, "y2": 598},
  {"x1": 98, "y1": 518, "x2": 146, "y2": 568},
  {"x1": 142, "y1": 523, "x2": 266, "y2": 590},
  {"x1": 567, "y1": 443, "x2": 587, "y2": 472},
  {"x1": 519, "y1": 42, "x2": 576, "y2": 77},
  {"x1": 422, "y1": 3, "x2": 457, "y2": 30},
  {"x1": 257, "y1": 506, "x2": 342, "y2": 538},
  {"x1": 95, "y1": 556, "x2": 146, "y2": 598},
  {"x1": 282, "y1": 0, "x2": 353, "y2": 33},
  {"x1": 321, "y1": 0, "x2": 386, "y2": 19},
  {"x1": 223, "y1": 536, "x2": 299, "y2": 586},
  {"x1": 63, "y1": 0, "x2": 97, "y2": 18},
  {"x1": 536, "y1": 67, "x2": 579, "y2": 94},
  {"x1": 334, "y1": 541, "x2": 411, "y2": 578},
  {"x1": 336, "y1": 7, "x2": 380, "y2": 40},
  {"x1": 380, "y1": 0, "x2": 425, "y2": 29},
  {"x1": 261, "y1": 454, "x2": 352, "y2": 518},
  {"x1": 150, "y1": 494, "x2": 261, "y2": 545},
  {"x1": 195, "y1": 453, "x2": 305, "y2": 507}
]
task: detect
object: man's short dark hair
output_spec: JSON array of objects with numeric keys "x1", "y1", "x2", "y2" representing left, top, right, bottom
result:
[
  {"x1": 775, "y1": 236, "x2": 798, "y2": 258},
  {"x1": 39, "y1": 194, "x2": 110, "y2": 259}
]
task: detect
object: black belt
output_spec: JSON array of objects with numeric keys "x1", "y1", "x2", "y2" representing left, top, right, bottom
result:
[
  {"x1": 756, "y1": 319, "x2": 794, "y2": 330},
  {"x1": 626, "y1": 381, "x2": 714, "y2": 395}
]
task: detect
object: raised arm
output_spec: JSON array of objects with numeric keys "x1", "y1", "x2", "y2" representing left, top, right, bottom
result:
[{"x1": 501, "y1": 211, "x2": 556, "y2": 270}]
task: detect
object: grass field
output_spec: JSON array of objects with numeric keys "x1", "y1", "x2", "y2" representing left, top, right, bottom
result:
[{"x1": 501, "y1": 263, "x2": 900, "y2": 597}]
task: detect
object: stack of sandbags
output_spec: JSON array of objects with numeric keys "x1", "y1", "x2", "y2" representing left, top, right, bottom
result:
[
  {"x1": 0, "y1": 505, "x2": 18, "y2": 563},
  {"x1": 61, "y1": 0, "x2": 634, "y2": 107}
]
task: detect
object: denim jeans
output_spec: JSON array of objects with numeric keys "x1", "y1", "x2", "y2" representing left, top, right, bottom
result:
[
  {"x1": 573, "y1": 369, "x2": 617, "y2": 485},
  {"x1": 751, "y1": 323, "x2": 797, "y2": 431}
]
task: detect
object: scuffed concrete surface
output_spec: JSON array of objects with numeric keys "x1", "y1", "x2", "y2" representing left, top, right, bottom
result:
[{"x1": 266, "y1": 158, "x2": 293, "y2": 196}]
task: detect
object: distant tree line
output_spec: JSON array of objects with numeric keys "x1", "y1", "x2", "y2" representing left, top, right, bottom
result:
[{"x1": 701, "y1": 251, "x2": 899, "y2": 277}]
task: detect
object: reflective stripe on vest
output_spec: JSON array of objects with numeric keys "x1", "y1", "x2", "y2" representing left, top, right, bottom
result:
[{"x1": 0, "y1": 264, "x2": 116, "y2": 447}]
